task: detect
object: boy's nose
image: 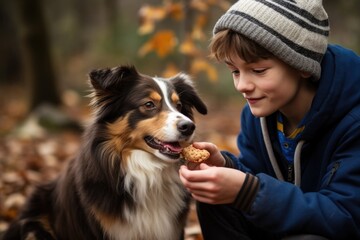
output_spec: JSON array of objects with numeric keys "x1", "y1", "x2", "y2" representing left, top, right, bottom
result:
[{"x1": 234, "y1": 75, "x2": 254, "y2": 93}]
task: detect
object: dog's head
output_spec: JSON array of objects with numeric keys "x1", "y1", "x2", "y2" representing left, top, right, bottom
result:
[{"x1": 89, "y1": 65, "x2": 207, "y2": 162}]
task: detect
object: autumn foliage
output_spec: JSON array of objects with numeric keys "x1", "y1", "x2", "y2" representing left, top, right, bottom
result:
[{"x1": 137, "y1": 0, "x2": 231, "y2": 81}]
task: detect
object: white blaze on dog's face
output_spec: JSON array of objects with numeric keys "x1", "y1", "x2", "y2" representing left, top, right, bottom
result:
[
  {"x1": 139, "y1": 76, "x2": 196, "y2": 161},
  {"x1": 89, "y1": 66, "x2": 207, "y2": 162}
]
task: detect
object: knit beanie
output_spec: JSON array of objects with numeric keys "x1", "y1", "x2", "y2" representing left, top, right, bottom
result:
[{"x1": 213, "y1": 0, "x2": 330, "y2": 80}]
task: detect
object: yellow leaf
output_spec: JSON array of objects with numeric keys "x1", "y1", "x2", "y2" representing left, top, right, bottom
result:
[
  {"x1": 190, "y1": 59, "x2": 218, "y2": 82},
  {"x1": 138, "y1": 5, "x2": 167, "y2": 35},
  {"x1": 138, "y1": 30, "x2": 177, "y2": 58},
  {"x1": 190, "y1": 0, "x2": 209, "y2": 12},
  {"x1": 216, "y1": 0, "x2": 232, "y2": 11},
  {"x1": 138, "y1": 20, "x2": 155, "y2": 35},
  {"x1": 192, "y1": 15, "x2": 208, "y2": 40},
  {"x1": 162, "y1": 63, "x2": 180, "y2": 78},
  {"x1": 138, "y1": 5, "x2": 167, "y2": 21},
  {"x1": 179, "y1": 36, "x2": 200, "y2": 56}
]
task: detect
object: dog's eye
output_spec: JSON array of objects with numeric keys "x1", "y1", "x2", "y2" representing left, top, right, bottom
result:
[
  {"x1": 144, "y1": 101, "x2": 156, "y2": 110},
  {"x1": 176, "y1": 101, "x2": 182, "y2": 111}
]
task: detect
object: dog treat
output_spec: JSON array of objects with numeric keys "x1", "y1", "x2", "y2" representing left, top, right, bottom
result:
[{"x1": 182, "y1": 144, "x2": 210, "y2": 163}]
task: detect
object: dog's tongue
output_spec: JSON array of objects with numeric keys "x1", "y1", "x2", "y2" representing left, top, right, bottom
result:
[{"x1": 163, "y1": 142, "x2": 182, "y2": 152}]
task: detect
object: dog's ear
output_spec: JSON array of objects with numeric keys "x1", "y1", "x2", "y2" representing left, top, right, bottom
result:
[
  {"x1": 170, "y1": 73, "x2": 207, "y2": 120},
  {"x1": 88, "y1": 65, "x2": 141, "y2": 123},
  {"x1": 89, "y1": 65, "x2": 140, "y2": 91}
]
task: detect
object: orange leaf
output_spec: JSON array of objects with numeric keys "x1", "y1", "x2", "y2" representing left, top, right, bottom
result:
[
  {"x1": 167, "y1": 2, "x2": 184, "y2": 21},
  {"x1": 190, "y1": 59, "x2": 218, "y2": 82},
  {"x1": 138, "y1": 30, "x2": 177, "y2": 58}
]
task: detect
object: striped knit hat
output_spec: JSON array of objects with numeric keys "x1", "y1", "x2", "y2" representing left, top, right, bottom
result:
[{"x1": 213, "y1": 0, "x2": 330, "y2": 80}]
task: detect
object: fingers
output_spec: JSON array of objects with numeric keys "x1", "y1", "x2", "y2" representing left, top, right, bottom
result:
[
  {"x1": 179, "y1": 165, "x2": 219, "y2": 192},
  {"x1": 179, "y1": 165, "x2": 200, "y2": 187},
  {"x1": 192, "y1": 142, "x2": 217, "y2": 153},
  {"x1": 179, "y1": 165, "x2": 207, "y2": 190},
  {"x1": 199, "y1": 163, "x2": 210, "y2": 170}
]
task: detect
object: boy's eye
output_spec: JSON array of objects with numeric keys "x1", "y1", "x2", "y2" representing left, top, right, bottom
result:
[
  {"x1": 253, "y1": 68, "x2": 266, "y2": 74},
  {"x1": 231, "y1": 70, "x2": 240, "y2": 76}
]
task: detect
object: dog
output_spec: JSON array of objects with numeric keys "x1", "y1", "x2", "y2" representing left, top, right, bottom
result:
[{"x1": 3, "y1": 65, "x2": 207, "y2": 240}]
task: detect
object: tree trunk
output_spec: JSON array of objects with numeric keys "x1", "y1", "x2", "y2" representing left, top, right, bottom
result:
[
  {"x1": 0, "y1": 1, "x2": 22, "y2": 84},
  {"x1": 15, "y1": 0, "x2": 61, "y2": 110},
  {"x1": 104, "y1": 0, "x2": 120, "y2": 50}
]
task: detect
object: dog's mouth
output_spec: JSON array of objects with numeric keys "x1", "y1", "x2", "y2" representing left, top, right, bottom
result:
[{"x1": 144, "y1": 136, "x2": 183, "y2": 159}]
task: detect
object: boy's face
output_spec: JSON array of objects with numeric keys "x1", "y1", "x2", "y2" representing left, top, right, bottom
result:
[{"x1": 225, "y1": 55, "x2": 310, "y2": 118}]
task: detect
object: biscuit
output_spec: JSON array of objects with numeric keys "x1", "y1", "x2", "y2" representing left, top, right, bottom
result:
[{"x1": 181, "y1": 144, "x2": 210, "y2": 163}]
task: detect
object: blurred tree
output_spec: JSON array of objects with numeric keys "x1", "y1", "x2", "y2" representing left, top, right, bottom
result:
[
  {"x1": 0, "y1": 1, "x2": 22, "y2": 84},
  {"x1": 15, "y1": 0, "x2": 61, "y2": 110},
  {"x1": 324, "y1": 0, "x2": 360, "y2": 53},
  {"x1": 73, "y1": 0, "x2": 102, "y2": 54},
  {"x1": 104, "y1": 0, "x2": 121, "y2": 50}
]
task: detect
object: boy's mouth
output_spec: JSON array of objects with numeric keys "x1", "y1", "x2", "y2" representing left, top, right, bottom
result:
[{"x1": 246, "y1": 97, "x2": 264, "y2": 104}]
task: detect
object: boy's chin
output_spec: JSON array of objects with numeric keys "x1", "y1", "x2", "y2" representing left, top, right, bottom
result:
[{"x1": 249, "y1": 109, "x2": 274, "y2": 118}]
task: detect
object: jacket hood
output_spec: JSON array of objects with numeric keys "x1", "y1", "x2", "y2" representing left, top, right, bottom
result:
[{"x1": 302, "y1": 45, "x2": 360, "y2": 140}]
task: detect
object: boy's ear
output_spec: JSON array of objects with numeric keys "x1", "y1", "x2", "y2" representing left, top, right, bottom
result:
[{"x1": 301, "y1": 71, "x2": 312, "y2": 79}]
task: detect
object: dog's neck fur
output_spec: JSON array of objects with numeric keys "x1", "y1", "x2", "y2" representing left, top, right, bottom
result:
[
  {"x1": 124, "y1": 150, "x2": 183, "y2": 201},
  {"x1": 102, "y1": 150, "x2": 188, "y2": 240}
]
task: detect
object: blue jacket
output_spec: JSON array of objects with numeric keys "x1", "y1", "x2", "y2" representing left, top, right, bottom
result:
[{"x1": 225, "y1": 45, "x2": 360, "y2": 239}]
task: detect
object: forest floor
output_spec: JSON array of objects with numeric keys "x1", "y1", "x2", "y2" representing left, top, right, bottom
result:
[{"x1": 0, "y1": 85, "x2": 243, "y2": 239}]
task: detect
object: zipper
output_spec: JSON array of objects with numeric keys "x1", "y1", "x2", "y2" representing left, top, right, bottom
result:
[{"x1": 326, "y1": 161, "x2": 340, "y2": 186}]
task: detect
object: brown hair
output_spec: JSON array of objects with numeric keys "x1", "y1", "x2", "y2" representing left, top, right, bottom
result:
[{"x1": 209, "y1": 29, "x2": 273, "y2": 63}]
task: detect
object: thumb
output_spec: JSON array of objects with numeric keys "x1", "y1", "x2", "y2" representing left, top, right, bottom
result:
[{"x1": 199, "y1": 163, "x2": 210, "y2": 170}]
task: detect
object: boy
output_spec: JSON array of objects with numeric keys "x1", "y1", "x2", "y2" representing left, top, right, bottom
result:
[{"x1": 179, "y1": 0, "x2": 360, "y2": 239}]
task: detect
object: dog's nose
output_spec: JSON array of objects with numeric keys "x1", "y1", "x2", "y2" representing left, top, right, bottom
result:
[{"x1": 177, "y1": 120, "x2": 195, "y2": 136}]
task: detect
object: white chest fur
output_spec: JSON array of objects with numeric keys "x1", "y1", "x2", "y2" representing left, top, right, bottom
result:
[{"x1": 106, "y1": 150, "x2": 188, "y2": 240}]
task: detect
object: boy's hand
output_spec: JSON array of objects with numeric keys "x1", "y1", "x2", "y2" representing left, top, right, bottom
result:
[
  {"x1": 179, "y1": 163, "x2": 246, "y2": 204},
  {"x1": 189, "y1": 142, "x2": 226, "y2": 168}
]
